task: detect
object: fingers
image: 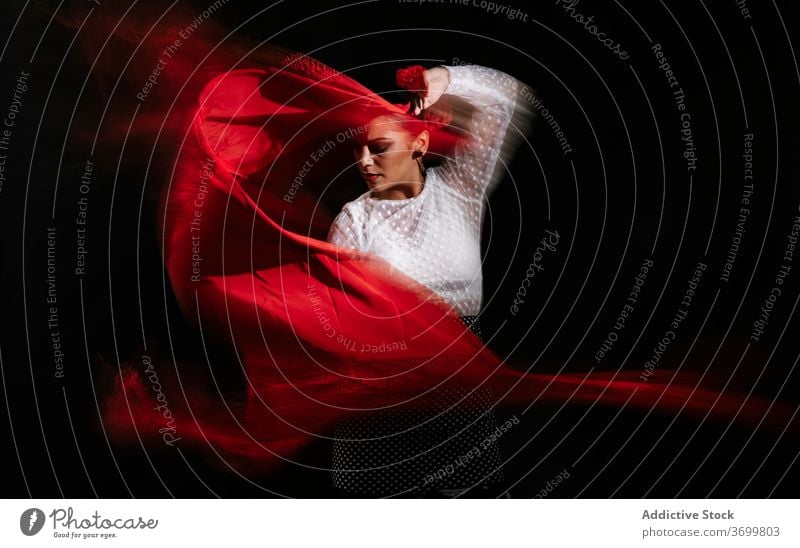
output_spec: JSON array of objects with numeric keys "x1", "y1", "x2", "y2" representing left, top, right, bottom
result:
[
  {"x1": 412, "y1": 94, "x2": 432, "y2": 116},
  {"x1": 412, "y1": 95, "x2": 424, "y2": 116},
  {"x1": 409, "y1": 69, "x2": 437, "y2": 115}
]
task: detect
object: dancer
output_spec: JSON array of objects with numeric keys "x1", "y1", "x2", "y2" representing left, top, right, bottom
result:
[{"x1": 327, "y1": 63, "x2": 530, "y2": 497}]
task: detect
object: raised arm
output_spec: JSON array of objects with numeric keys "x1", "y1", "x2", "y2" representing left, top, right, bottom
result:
[{"x1": 436, "y1": 64, "x2": 523, "y2": 200}]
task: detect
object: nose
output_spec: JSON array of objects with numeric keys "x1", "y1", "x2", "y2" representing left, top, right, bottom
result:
[{"x1": 354, "y1": 145, "x2": 373, "y2": 169}]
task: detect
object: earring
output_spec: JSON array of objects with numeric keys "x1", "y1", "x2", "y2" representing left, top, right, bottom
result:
[{"x1": 414, "y1": 151, "x2": 425, "y2": 174}]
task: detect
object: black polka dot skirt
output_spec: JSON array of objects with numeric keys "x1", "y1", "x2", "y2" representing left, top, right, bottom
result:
[{"x1": 331, "y1": 315, "x2": 506, "y2": 497}]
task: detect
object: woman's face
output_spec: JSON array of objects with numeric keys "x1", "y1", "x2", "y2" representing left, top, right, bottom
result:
[{"x1": 353, "y1": 116, "x2": 429, "y2": 196}]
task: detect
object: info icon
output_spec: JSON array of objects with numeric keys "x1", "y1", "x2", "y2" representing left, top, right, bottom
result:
[{"x1": 20, "y1": 508, "x2": 45, "y2": 536}]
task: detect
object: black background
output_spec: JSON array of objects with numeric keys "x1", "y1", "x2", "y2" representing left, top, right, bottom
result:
[{"x1": 1, "y1": 0, "x2": 798, "y2": 497}]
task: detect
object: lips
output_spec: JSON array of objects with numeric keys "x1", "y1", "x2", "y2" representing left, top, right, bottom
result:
[{"x1": 362, "y1": 172, "x2": 380, "y2": 182}]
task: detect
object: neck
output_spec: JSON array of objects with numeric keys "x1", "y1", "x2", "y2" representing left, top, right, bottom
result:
[{"x1": 371, "y1": 171, "x2": 425, "y2": 200}]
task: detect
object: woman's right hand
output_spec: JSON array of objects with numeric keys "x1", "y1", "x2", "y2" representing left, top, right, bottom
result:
[{"x1": 410, "y1": 66, "x2": 450, "y2": 115}]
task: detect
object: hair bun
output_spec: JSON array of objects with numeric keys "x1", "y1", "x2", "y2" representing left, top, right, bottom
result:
[{"x1": 395, "y1": 65, "x2": 427, "y2": 92}]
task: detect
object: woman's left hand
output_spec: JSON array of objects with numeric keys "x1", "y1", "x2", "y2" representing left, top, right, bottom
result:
[{"x1": 410, "y1": 67, "x2": 450, "y2": 116}]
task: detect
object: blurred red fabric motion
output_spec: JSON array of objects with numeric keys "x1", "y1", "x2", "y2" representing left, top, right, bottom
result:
[
  {"x1": 104, "y1": 54, "x2": 793, "y2": 475},
  {"x1": 57, "y1": 4, "x2": 790, "y2": 476}
]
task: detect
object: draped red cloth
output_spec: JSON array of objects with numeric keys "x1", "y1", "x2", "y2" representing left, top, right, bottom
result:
[{"x1": 101, "y1": 50, "x2": 796, "y2": 476}]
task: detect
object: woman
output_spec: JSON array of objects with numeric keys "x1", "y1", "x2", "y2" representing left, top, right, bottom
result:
[{"x1": 327, "y1": 63, "x2": 529, "y2": 497}]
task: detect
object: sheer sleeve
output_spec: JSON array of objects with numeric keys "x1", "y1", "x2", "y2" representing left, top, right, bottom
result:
[{"x1": 436, "y1": 64, "x2": 522, "y2": 200}]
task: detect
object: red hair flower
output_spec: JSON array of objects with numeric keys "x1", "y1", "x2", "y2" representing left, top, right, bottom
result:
[{"x1": 395, "y1": 64, "x2": 427, "y2": 92}]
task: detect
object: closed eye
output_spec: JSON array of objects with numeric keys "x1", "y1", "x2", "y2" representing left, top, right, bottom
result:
[
  {"x1": 368, "y1": 143, "x2": 390, "y2": 154},
  {"x1": 353, "y1": 137, "x2": 393, "y2": 158}
]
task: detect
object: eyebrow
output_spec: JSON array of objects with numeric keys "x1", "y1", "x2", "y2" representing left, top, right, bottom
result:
[
  {"x1": 354, "y1": 136, "x2": 393, "y2": 146},
  {"x1": 354, "y1": 137, "x2": 392, "y2": 146}
]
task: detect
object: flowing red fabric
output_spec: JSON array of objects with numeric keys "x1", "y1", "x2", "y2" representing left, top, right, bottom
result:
[
  {"x1": 96, "y1": 49, "x2": 799, "y2": 476},
  {"x1": 55, "y1": 0, "x2": 792, "y2": 475}
]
